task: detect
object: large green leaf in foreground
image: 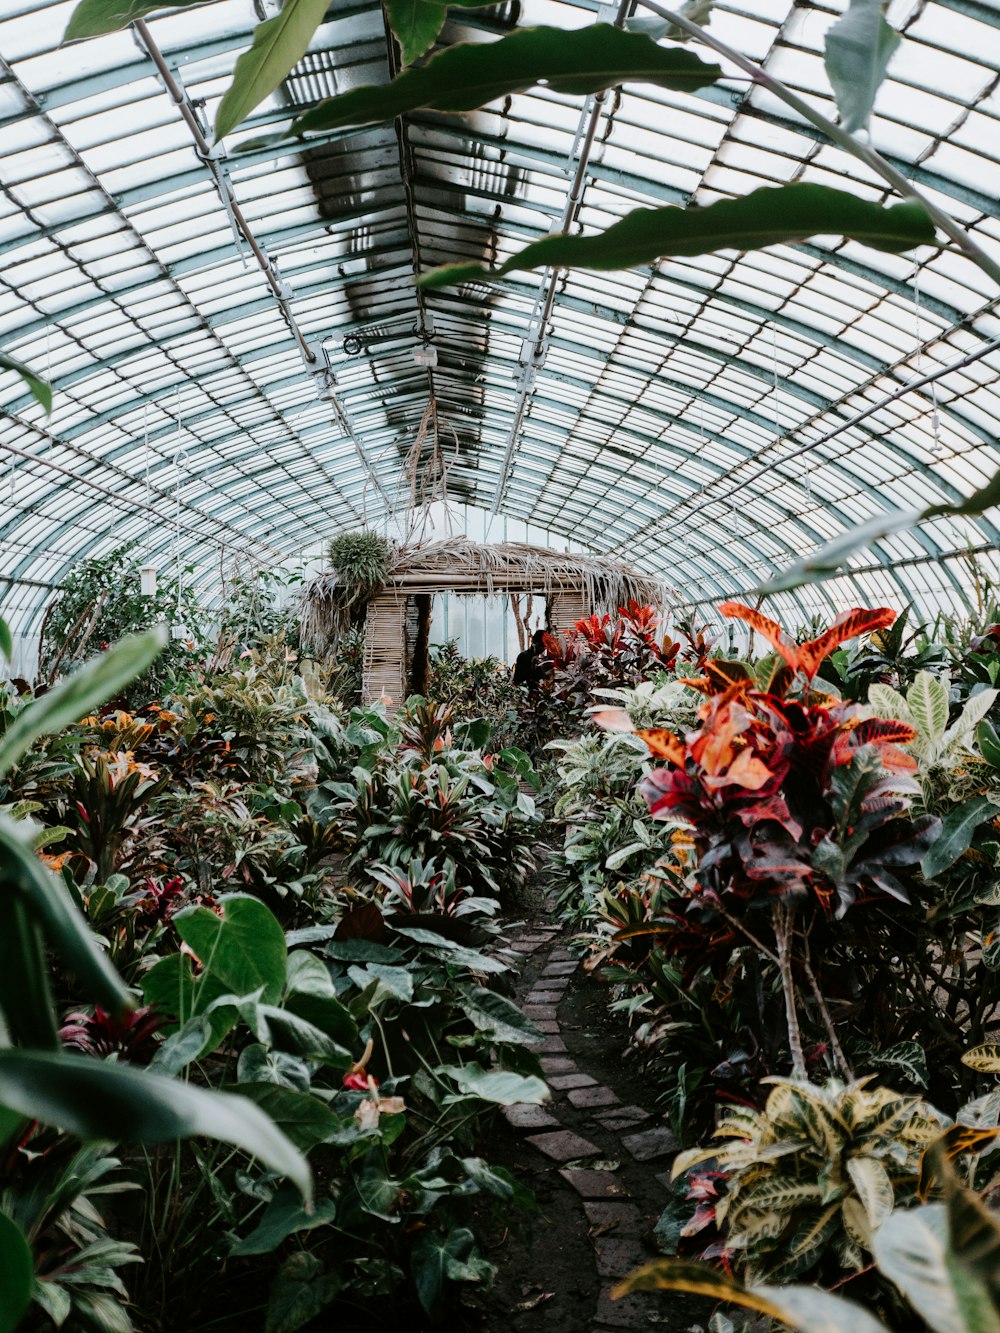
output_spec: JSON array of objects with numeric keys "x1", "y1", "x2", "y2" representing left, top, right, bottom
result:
[
  {"x1": 64, "y1": 0, "x2": 211, "y2": 40},
  {"x1": 757, "y1": 463, "x2": 1000, "y2": 595},
  {"x1": 262, "y1": 26, "x2": 722, "y2": 138},
  {"x1": 419, "y1": 184, "x2": 935, "y2": 288},
  {"x1": 0, "y1": 1050, "x2": 311, "y2": 1202},
  {"x1": 0, "y1": 1212, "x2": 33, "y2": 1333},
  {"x1": 214, "y1": 0, "x2": 331, "y2": 141},
  {"x1": 0, "y1": 350, "x2": 51, "y2": 413}
]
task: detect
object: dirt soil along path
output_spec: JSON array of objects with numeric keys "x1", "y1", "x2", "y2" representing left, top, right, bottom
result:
[{"x1": 470, "y1": 891, "x2": 712, "y2": 1332}]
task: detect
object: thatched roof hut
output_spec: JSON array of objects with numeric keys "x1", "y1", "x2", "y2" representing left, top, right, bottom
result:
[{"x1": 300, "y1": 536, "x2": 675, "y2": 704}]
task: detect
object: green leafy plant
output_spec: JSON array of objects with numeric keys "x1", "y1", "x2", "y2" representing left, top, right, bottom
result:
[
  {"x1": 671, "y1": 1076, "x2": 947, "y2": 1283},
  {"x1": 0, "y1": 626, "x2": 311, "y2": 1201},
  {"x1": 622, "y1": 1131, "x2": 1000, "y2": 1333},
  {"x1": 0, "y1": 1132, "x2": 140, "y2": 1332},
  {"x1": 327, "y1": 530, "x2": 394, "y2": 593}
]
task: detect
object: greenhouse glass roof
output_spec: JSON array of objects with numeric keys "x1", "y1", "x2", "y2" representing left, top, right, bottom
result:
[{"x1": 3, "y1": 0, "x2": 1000, "y2": 648}]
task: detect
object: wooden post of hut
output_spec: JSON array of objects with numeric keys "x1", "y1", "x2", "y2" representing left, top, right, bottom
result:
[
  {"x1": 547, "y1": 588, "x2": 591, "y2": 633},
  {"x1": 362, "y1": 591, "x2": 407, "y2": 704}
]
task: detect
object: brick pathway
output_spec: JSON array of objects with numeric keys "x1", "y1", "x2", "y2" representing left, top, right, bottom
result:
[{"x1": 503, "y1": 920, "x2": 680, "y2": 1330}]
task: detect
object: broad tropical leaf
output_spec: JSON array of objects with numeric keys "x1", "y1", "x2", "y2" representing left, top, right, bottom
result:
[
  {"x1": 921, "y1": 796, "x2": 997, "y2": 880},
  {"x1": 866, "y1": 1041, "x2": 928, "y2": 1089},
  {"x1": 797, "y1": 608, "x2": 896, "y2": 678},
  {"x1": 704, "y1": 659, "x2": 755, "y2": 692},
  {"x1": 230, "y1": 1186, "x2": 336, "y2": 1256},
  {"x1": 0, "y1": 1211, "x2": 33, "y2": 1333},
  {"x1": 215, "y1": 0, "x2": 331, "y2": 141},
  {"x1": 757, "y1": 466, "x2": 1000, "y2": 595},
  {"x1": 979, "y1": 720, "x2": 1000, "y2": 770},
  {"x1": 847, "y1": 1155, "x2": 893, "y2": 1229},
  {"x1": 0, "y1": 815, "x2": 131, "y2": 1019},
  {"x1": 909, "y1": 671, "x2": 950, "y2": 747},
  {"x1": 275, "y1": 26, "x2": 722, "y2": 136},
  {"x1": 411, "y1": 1226, "x2": 493, "y2": 1317},
  {"x1": 849, "y1": 718, "x2": 918, "y2": 749},
  {"x1": 64, "y1": 0, "x2": 212, "y2": 39},
  {"x1": 718, "y1": 603, "x2": 798, "y2": 668},
  {"x1": 961, "y1": 1044, "x2": 1000, "y2": 1074},
  {"x1": 384, "y1": 0, "x2": 496, "y2": 65},
  {"x1": 824, "y1": 0, "x2": 900, "y2": 133},
  {"x1": 173, "y1": 895, "x2": 287, "y2": 1005},
  {"x1": 420, "y1": 186, "x2": 935, "y2": 289},
  {"x1": 869, "y1": 682, "x2": 914, "y2": 726},
  {"x1": 264, "y1": 1253, "x2": 341, "y2": 1333},
  {"x1": 0, "y1": 350, "x2": 51, "y2": 412},
  {"x1": 0, "y1": 626, "x2": 166, "y2": 778},
  {"x1": 446, "y1": 1064, "x2": 549, "y2": 1105},
  {"x1": 457, "y1": 985, "x2": 544, "y2": 1045},
  {"x1": 874, "y1": 1203, "x2": 1000, "y2": 1333},
  {"x1": 0, "y1": 1050, "x2": 311, "y2": 1202},
  {"x1": 612, "y1": 1258, "x2": 886, "y2": 1331},
  {"x1": 635, "y1": 728, "x2": 686, "y2": 764}
]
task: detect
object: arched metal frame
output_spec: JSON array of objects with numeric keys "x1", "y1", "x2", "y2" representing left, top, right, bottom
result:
[{"x1": 3, "y1": 0, "x2": 1000, "y2": 660}]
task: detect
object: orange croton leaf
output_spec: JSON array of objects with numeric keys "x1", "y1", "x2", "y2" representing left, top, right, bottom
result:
[
  {"x1": 720, "y1": 602, "x2": 896, "y2": 680},
  {"x1": 677, "y1": 676, "x2": 711, "y2": 694},
  {"x1": 796, "y1": 607, "x2": 896, "y2": 678},
  {"x1": 704, "y1": 659, "x2": 754, "y2": 694},
  {"x1": 717, "y1": 747, "x2": 774, "y2": 791},
  {"x1": 718, "y1": 603, "x2": 798, "y2": 670},
  {"x1": 851, "y1": 717, "x2": 918, "y2": 748},
  {"x1": 636, "y1": 728, "x2": 686, "y2": 765}
]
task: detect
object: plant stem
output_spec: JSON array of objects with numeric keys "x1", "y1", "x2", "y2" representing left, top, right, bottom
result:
[
  {"x1": 711, "y1": 898, "x2": 780, "y2": 967},
  {"x1": 635, "y1": 0, "x2": 1000, "y2": 292},
  {"x1": 802, "y1": 923, "x2": 853, "y2": 1080},
  {"x1": 772, "y1": 900, "x2": 806, "y2": 1078}
]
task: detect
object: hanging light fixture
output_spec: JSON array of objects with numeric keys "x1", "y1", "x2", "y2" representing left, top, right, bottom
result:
[{"x1": 140, "y1": 565, "x2": 158, "y2": 597}]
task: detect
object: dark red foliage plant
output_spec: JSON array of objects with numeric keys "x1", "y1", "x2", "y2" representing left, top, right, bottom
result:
[{"x1": 601, "y1": 603, "x2": 939, "y2": 1080}]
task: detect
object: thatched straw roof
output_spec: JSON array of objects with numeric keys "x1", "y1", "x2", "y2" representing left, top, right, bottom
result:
[{"x1": 299, "y1": 536, "x2": 676, "y2": 649}]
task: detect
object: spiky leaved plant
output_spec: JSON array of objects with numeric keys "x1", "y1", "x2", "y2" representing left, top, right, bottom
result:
[
  {"x1": 672, "y1": 1076, "x2": 948, "y2": 1283},
  {"x1": 328, "y1": 530, "x2": 394, "y2": 595}
]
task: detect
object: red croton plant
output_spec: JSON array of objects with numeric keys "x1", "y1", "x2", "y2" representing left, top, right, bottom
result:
[{"x1": 601, "y1": 603, "x2": 939, "y2": 1079}]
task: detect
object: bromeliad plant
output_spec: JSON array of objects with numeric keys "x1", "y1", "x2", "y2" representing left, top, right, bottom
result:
[{"x1": 607, "y1": 603, "x2": 939, "y2": 1080}]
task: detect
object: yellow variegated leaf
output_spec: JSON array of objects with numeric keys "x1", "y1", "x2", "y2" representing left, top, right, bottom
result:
[
  {"x1": 847, "y1": 1155, "x2": 894, "y2": 1228},
  {"x1": 750, "y1": 1142, "x2": 804, "y2": 1163},
  {"x1": 962, "y1": 1044, "x2": 1000, "y2": 1073},
  {"x1": 790, "y1": 1202, "x2": 842, "y2": 1257},
  {"x1": 671, "y1": 1145, "x2": 721, "y2": 1179},
  {"x1": 841, "y1": 1196, "x2": 872, "y2": 1249},
  {"x1": 738, "y1": 1180, "x2": 826, "y2": 1215}
]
